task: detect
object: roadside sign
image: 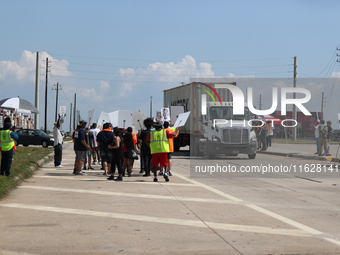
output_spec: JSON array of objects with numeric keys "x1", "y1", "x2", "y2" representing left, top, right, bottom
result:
[{"x1": 59, "y1": 106, "x2": 66, "y2": 118}]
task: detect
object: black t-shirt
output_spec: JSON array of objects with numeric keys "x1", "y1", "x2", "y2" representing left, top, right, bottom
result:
[
  {"x1": 139, "y1": 129, "x2": 151, "y2": 155},
  {"x1": 74, "y1": 128, "x2": 87, "y2": 151}
]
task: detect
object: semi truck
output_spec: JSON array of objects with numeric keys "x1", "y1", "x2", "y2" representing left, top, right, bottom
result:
[{"x1": 163, "y1": 82, "x2": 257, "y2": 159}]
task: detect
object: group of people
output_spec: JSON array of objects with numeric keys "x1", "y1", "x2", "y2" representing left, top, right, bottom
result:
[
  {"x1": 70, "y1": 118, "x2": 179, "y2": 182},
  {"x1": 314, "y1": 120, "x2": 332, "y2": 156},
  {"x1": 253, "y1": 120, "x2": 274, "y2": 152}
]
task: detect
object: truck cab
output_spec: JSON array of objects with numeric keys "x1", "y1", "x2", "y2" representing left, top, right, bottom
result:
[{"x1": 199, "y1": 102, "x2": 257, "y2": 159}]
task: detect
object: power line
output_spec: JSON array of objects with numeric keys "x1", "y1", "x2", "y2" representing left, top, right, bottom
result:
[{"x1": 48, "y1": 53, "x2": 292, "y2": 63}]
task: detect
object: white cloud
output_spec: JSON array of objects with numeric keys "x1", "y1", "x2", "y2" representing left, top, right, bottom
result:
[
  {"x1": 114, "y1": 55, "x2": 218, "y2": 97},
  {"x1": 0, "y1": 50, "x2": 72, "y2": 83},
  {"x1": 331, "y1": 71, "x2": 340, "y2": 78}
]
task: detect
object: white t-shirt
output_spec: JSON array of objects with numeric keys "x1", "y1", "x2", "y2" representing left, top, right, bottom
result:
[
  {"x1": 315, "y1": 124, "x2": 319, "y2": 139},
  {"x1": 53, "y1": 127, "x2": 63, "y2": 146},
  {"x1": 89, "y1": 128, "x2": 101, "y2": 147}
]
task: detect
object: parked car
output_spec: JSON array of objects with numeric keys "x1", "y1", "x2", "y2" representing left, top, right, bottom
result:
[
  {"x1": 17, "y1": 129, "x2": 54, "y2": 148},
  {"x1": 332, "y1": 129, "x2": 340, "y2": 141}
]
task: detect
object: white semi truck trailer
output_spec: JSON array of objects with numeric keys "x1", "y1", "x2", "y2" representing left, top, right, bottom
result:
[{"x1": 163, "y1": 82, "x2": 257, "y2": 159}]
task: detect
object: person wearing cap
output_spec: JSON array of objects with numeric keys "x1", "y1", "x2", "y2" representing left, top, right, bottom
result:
[
  {"x1": 53, "y1": 114, "x2": 64, "y2": 168},
  {"x1": 73, "y1": 120, "x2": 91, "y2": 175},
  {"x1": 96, "y1": 122, "x2": 115, "y2": 175},
  {"x1": 327, "y1": 120, "x2": 333, "y2": 152},
  {"x1": 0, "y1": 121, "x2": 19, "y2": 177},
  {"x1": 146, "y1": 120, "x2": 178, "y2": 182}
]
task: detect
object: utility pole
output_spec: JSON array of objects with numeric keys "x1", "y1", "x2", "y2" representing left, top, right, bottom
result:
[
  {"x1": 73, "y1": 93, "x2": 76, "y2": 130},
  {"x1": 321, "y1": 92, "x2": 326, "y2": 120},
  {"x1": 52, "y1": 83, "x2": 62, "y2": 122},
  {"x1": 150, "y1": 96, "x2": 153, "y2": 118},
  {"x1": 69, "y1": 103, "x2": 72, "y2": 133},
  {"x1": 258, "y1": 94, "x2": 262, "y2": 110},
  {"x1": 34, "y1": 52, "x2": 39, "y2": 129},
  {"x1": 292, "y1": 56, "x2": 297, "y2": 141},
  {"x1": 44, "y1": 58, "x2": 50, "y2": 132}
]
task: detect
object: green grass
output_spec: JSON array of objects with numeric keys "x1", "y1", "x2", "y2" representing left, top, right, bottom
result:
[{"x1": 0, "y1": 146, "x2": 52, "y2": 199}]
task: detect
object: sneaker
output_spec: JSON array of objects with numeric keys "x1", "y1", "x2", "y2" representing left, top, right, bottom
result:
[
  {"x1": 315, "y1": 152, "x2": 319, "y2": 154},
  {"x1": 168, "y1": 171, "x2": 172, "y2": 176},
  {"x1": 158, "y1": 171, "x2": 163, "y2": 176},
  {"x1": 55, "y1": 165, "x2": 64, "y2": 168},
  {"x1": 75, "y1": 171, "x2": 87, "y2": 175},
  {"x1": 143, "y1": 173, "x2": 150, "y2": 177},
  {"x1": 83, "y1": 167, "x2": 87, "y2": 170},
  {"x1": 128, "y1": 172, "x2": 132, "y2": 177},
  {"x1": 163, "y1": 173, "x2": 169, "y2": 182},
  {"x1": 319, "y1": 154, "x2": 325, "y2": 156},
  {"x1": 153, "y1": 177, "x2": 158, "y2": 182},
  {"x1": 107, "y1": 175, "x2": 115, "y2": 180},
  {"x1": 326, "y1": 153, "x2": 332, "y2": 156},
  {"x1": 88, "y1": 166, "x2": 94, "y2": 170},
  {"x1": 103, "y1": 172, "x2": 107, "y2": 175},
  {"x1": 139, "y1": 170, "x2": 145, "y2": 173},
  {"x1": 114, "y1": 176, "x2": 123, "y2": 181}
]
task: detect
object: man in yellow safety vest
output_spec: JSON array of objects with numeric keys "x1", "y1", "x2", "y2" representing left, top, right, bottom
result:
[
  {"x1": 146, "y1": 120, "x2": 178, "y2": 182},
  {"x1": 0, "y1": 122, "x2": 19, "y2": 177}
]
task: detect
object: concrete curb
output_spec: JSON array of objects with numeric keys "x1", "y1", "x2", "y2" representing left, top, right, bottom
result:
[
  {"x1": 13, "y1": 151, "x2": 54, "y2": 183},
  {"x1": 257, "y1": 150, "x2": 331, "y2": 161}
]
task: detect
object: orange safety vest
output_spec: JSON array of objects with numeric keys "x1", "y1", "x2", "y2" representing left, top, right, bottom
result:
[
  {"x1": 132, "y1": 133, "x2": 137, "y2": 144},
  {"x1": 165, "y1": 127, "x2": 178, "y2": 153}
]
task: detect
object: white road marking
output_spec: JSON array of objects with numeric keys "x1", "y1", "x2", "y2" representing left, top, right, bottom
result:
[
  {"x1": 32, "y1": 175, "x2": 197, "y2": 187},
  {"x1": 174, "y1": 172, "x2": 340, "y2": 247},
  {"x1": 0, "y1": 203, "x2": 311, "y2": 237},
  {"x1": 19, "y1": 185, "x2": 239, "y2": 204},
  {"x1": 0, "y1": 249, "x2": 37, "y2": 255}
]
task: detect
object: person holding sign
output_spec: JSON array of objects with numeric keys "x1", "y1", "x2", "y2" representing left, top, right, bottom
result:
[
  {"x1": 163, "y1": 121, "x2": 179, "y2": 176},
  {"x1": 146, "y1": 120, "x2": 179, "y2": 182}
]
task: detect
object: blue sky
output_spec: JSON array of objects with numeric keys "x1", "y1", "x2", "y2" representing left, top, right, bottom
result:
[{"x1": 1, "y1": 1, "x2": 340, "y2": 130}]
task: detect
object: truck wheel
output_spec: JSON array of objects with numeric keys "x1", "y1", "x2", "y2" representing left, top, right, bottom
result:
[
  {"x1": 206, "y1": 140, "x2": 213, "y2": 159},
  {"x1": 248, "y1": 154, "x2": 256, "y2": 159}
]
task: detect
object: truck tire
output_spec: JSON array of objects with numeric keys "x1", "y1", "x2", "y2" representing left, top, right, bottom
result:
[
  {"x1": 248, "y1": 154, "x2": 256, "y2": 159},
  {"x1": 206, "y1": 139, "x2": 213, "y2": 159}
]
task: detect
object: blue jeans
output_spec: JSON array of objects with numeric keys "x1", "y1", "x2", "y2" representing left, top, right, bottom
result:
[
  {"x1": 261, "y1": 135, "x2": 267, "y2": 150},
  {"x1": 1, "y1": 148, "x2": 14, "y2": 176},
  {"x1": 54, "y1": 143, "x2": 63, "y2": 166},
  {"x1": 316, "y1": 137, "x2": 320, "y2": 153}
]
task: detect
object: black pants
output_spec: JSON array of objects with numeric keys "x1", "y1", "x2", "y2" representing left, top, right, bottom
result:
[
  {"x1": 1, "y1": 148, "x2": 13, "y2": 176},
  {"x1": 111, "y1": 154, "x2": 123, "y2": 176},
  {"x1": 143, "y1": 153, "x2": 152, "y2": 175},
  {"x1": 54, "y1": 143, "x2": 62, "y2": 166}
]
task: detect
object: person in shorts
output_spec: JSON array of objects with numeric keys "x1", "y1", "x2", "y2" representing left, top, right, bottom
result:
[
  {"x1": 73, "y1": 120, "x2": 91, "y2": 175},
  {"x1": 96, "y1": 122, "x2": 115, "y2": 175},
  {"x1": 146, "y1": 121, "x2": 178, "y2": 182}
]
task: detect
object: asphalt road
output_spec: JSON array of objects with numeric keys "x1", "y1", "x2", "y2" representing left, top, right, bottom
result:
[{"x1": 1, "y1": 144, "x2": 340, "y2": 254}]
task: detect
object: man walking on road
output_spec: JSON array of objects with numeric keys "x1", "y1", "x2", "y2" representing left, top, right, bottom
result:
[
  {"x1": 146, "y1": 120, "x2": 178, "y2": 182},
  {"x1": 53, "y1": 115, "x2": 63, "y2": 168},
  {"x1": 73, "y1": 120, "x2": 91, "y2": 175}
]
